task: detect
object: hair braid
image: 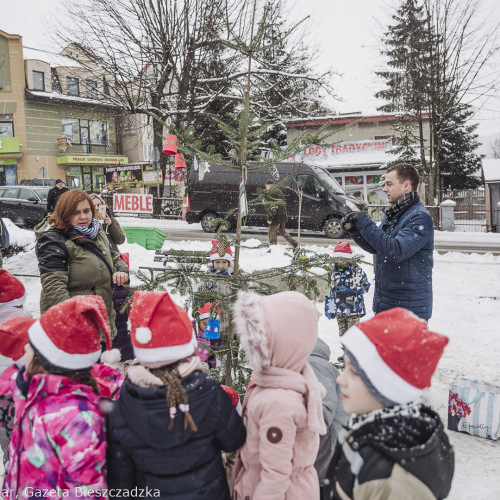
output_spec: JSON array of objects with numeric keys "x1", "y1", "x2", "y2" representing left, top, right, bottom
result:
[{"x1": 151, "y1": 363, "x2": 198, "y2": 432}]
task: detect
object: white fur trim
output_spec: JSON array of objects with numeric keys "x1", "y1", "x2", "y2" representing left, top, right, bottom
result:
[
  {"x1": 28, "y1": 320, "x2": 101, "y2": 370},
  {"x1": 199, "y1": 312, "x2": 210, "y2": 320},
  {"x1": 209, "y1": 253, "x2": 233, "y2": 262},
  {"x1": 233, "y1": 291, "x2": 270, "y2": 370},
  {"x1": 0, "y1": 290, "x2": 27, "y2": 308},
  {"x1": 332, "y1": 252, "x2": 353, "y2": 259},
  {"x1": 100, "y1": 348, "x2": 121, "y2": 365},
  {"x1": 133, "y1": 331, "x2": 197, "y2": 363},
  {"x1": 342, "y1": 326, "x2": 422, "y2": 404},
  {"x1": 135, "y1": 327, "x2": 152, "y2": 344}
]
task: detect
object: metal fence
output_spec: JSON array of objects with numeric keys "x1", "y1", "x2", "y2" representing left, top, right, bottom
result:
[{"x1": 101, "y1": 194, "x2": 182, "y2": 220}]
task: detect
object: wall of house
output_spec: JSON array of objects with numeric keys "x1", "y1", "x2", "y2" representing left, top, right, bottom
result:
[{"x1": 25, "y1": 60, "x2": 52, "y2": 92}]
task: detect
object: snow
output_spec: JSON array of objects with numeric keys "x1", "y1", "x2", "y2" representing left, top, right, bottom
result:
[
  {"x1": 23, "y1": 46, "x2": 86, "y2": 68},
  {"x1": 482, "y1": 159, "x2": 500, "y2": 182},
  {"x1": 1, "y1": 221, "x2": 500, "y2": 497}
]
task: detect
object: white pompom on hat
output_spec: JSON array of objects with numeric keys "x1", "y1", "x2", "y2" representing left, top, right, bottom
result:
[
  {"x1": 130, "y1": 291, "x2": 197, "y2": 364},
  {"x1": 0, "y1": 269, "x2": 27, "y2": 307},
  {"x1": 332, "y1": 240, "x2": 353, "y2": 259},
  {"x1": 341, "y1": 307, "x2": 449, "y2": 406},
  {"x1": 28, "y1": 295, "x2": 112, "y2": 371}
]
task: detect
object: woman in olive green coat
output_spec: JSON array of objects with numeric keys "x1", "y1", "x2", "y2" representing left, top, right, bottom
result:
[{"x1": 36, "y1": 190, "x2": 128, "y2": 340}]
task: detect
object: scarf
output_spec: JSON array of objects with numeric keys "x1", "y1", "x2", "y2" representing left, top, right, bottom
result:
[
  {"x1": 250, "y1": 363, "x2": 326, "y2": 435},
  {"x1": 348, "y1": 400, "x2": 422, "y2": 431},
  {"x1": 384, "y1": 191, "x2": 418, "y2": 220},
  {"x1": 72, "y1": 218, "x2": 100, "y2": 240}
]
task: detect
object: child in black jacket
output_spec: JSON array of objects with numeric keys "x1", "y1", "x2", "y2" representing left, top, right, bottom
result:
[
  {"x1": 106, "y1": 290, "x2": 246, "y2": 500},
  {"x1": 325, "y1": 307, "x2": 454, "y2": 500}
]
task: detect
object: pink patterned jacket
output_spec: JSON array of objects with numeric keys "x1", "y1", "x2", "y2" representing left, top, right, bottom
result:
[{"x1": 1, "y1": 364, "x2": 123, "y2": 499}]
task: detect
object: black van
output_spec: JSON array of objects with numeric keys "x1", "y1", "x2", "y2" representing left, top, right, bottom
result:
[{"x1": 186, "y1": 162, "x2": 367, "y2": 238}]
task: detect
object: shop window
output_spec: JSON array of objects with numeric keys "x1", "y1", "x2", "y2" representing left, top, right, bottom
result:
[
  {"x1": 86, "y1": 79, "x2": 98, "y2": 99},
  {"x1": 67, "y1": 77, "x2": 80, "y2": 96},
  {"x1": 33, "y1": 71, "x2": 45, "y2": 91}
]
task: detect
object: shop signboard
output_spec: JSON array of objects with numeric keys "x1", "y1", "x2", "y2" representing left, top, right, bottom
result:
[
  {"x1": 0, "y1": 137, "x2": 20, "y2": 154},
  {"x1": 113, "y1": 193, "x2": 153, "y2": 213},
  {"x1": 57, "y1": 155, "x2": 128, "y2": 165},
  {"x1": 142, "y1": 164, "x2": 163, "y2": 186},
  {"x1": 105, "y1": 165, "x2": 144, "y2": 189}
]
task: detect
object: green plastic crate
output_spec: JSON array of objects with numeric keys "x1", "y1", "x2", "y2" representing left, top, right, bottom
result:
[{"x1": 123, "y1": 226, "x2": 166, "y2": 250}]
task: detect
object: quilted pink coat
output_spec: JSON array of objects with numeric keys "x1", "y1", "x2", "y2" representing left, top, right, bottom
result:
[
  {"x1": 2, "y1": 364, "x2": 123, "y2": 499},
  {"x1": 232, "y1": 291, "x2": 326, "y2": 500}
]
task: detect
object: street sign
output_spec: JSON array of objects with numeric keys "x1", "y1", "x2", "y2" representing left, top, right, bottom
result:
[
  {"x1": 151, "y1": 147, "x2": 160, "y2": 163},
  {"x1": 39, "y1": 167, "x2": 47, "y2": 178}
]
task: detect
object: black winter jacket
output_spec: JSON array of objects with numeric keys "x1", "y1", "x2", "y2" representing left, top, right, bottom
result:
[
  {"x1": 324, "y1": 406, "x2": 454, "y2": 500},
  {"x1": 46, "y1": 186, "x2": 69, "y2": 213},
  {"x1": 106, "y1": 370, "x2": 246, "y2": 500}
]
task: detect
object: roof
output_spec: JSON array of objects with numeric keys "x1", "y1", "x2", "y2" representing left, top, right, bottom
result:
[
  {"x1": 286, "y1": 112, "x2": 431, "y2": 128},
  {"x1": 482, "y1": 159, "x2": 500, "y2": 182},
  {"x1": 23, "y1": 46, "x2": 86, "y2": 68},
  {"x1": 25, "y1": 89, "x2": 122, "y2": 111}
]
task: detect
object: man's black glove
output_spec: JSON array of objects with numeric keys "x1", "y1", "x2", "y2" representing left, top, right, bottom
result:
[{"x1": 341, "y1": 211, "x2": 363, "y2": 233}]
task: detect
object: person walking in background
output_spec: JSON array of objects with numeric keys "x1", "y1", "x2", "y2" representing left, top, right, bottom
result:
[
  {"x1": 0, "y1": 218, "x2": 9, "y2": 268},
  {"x1": 232, "y1": 290, "x2": 326, "y2": 500},
  {"x1": 325, "y1": 241, "x2": 370, "y2": 364},
  {"x1": 36, "y1": 190, "x2": 128, "y2": 342},
  {"x1": 46, "y1": 179, "x2": 68, "y2": 215},
  {"x1": 341, "y1": 163, "x2": 434, "y2": 320},
  {"x1": 1, "y1": 295, "x2": 123, "y2": 499},
  {"x1": 307, "y1": 338, "x2": 349, "y2": 496},
  {"x1": 106, "y1": 291, "x2": 246, "y2": 500},
  {"x1": 324, "y1": 308, "x2": 454, "y2": 500},
  {"x1": 265, "y1": 179, "x2": 298, "y2": 248}
]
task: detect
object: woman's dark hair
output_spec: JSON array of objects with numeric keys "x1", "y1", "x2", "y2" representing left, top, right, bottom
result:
[
  {"x1": 150, "y1": 360, "x2": 198, "y2": 432},
  {"x1": 48, "y1": 189, "x2": 96, "y2": 231},
  {"x1": 28, "y1": 348, "x2": 100, "y2": 396}
]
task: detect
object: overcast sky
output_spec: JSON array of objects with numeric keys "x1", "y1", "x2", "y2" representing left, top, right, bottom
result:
[{"x1": 3, "y1": 0, "x2": 500, "y2": 153}]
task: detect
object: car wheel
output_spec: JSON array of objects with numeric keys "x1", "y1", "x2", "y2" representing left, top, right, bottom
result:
[
  {"x1": 201, "y1": 212, "x2": 218, "y2": 233},
  {"x1": 324, "y1": 217, "x2": 344, "y2": 239}
]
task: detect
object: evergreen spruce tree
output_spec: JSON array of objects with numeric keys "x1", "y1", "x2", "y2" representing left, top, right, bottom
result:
[{"x1": 439, "y1": 102, "x2": 482, "y2": 191}]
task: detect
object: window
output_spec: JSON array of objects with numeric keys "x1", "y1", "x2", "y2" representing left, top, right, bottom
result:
[
  {"x1": 298, "y1": 175, "x2": 324, "y2": 198},
  {"x1": 143, "y1": 144, "x2": 153, "y2": 161},
  {"x1": 86, "y1": 79, "x2": 98, "y2": 99},
  {"x1": 62, "y1": 118, "x2": 81, "y2": 143},
  {"x1": 0, "y1": 67, "x2": 2, "y2": 88},
  {"x1": 1, "y1": 188, "x2": 19, "y2": 199},
  {"x1": 61, "y1": 118, "x2": 108, "y2": 146},
  {"x1": 32, "y1": 71, "x2": 45, "y2": 91},
  {"x1": 90, "y1": 121, "x2": 108, "y2": 145},
  {"x1": 0, "y1": 120, "x2": 14, "y2": 138},
  {"x1": 141, "y1": 114, "x2": 149, "y2": 125},
  {"x1": 67, "y1": 77, "x2": 80, "y2": 96},
  {"x1": 19, "y1": 189, "x2": 37, "y2": 201}
]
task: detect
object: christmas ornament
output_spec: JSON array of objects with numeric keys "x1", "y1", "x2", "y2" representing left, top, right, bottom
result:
[{"x1": 162, "y1": 134, "x2": 177, "y2": 155}]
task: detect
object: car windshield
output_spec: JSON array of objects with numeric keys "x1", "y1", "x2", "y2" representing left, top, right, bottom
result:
[
  {"x1": 33, "y1": 188, "x2": 50, "y2": 202},
  {"x1": 316, "y1": 171, "x2": 346, "y2": 195}
]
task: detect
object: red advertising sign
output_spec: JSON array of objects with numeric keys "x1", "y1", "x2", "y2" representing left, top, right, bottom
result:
[{"x1": 113, "y1": 193, "x2": 153, "y2": 213}]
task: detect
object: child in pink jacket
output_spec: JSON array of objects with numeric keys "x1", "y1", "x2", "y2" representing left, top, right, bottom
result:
[
  {"x1": 1, "y1": 295, "x2": 123, "y2": 499},
  {"x1": 232, "y1": 290, "x2": 326, "y2": 500}
]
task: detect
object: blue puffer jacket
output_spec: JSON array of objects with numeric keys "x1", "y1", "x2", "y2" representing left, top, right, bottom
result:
[{"x1": 350, "y1": 195, "x2": 434, "y2": 320}]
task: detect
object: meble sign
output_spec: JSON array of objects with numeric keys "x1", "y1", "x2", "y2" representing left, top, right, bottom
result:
[{"x1": 113, "y1": 194, "x2": 153, "y2": 213}]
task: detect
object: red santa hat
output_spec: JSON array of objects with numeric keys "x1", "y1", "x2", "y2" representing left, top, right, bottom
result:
[
  {"x1": 209, "y1": 240, "x2": 233, "y2": 263},
  {"x1": 197, "y1": 302, "x2": 220, "y2": 321},
  {"x1": 28, "y1": 295, "x2": 111, "y2": 371},
  {"x1": 342, "y1": 307, "x2": 449, "y2": 406},
  {"x1": 130, "y1": 291, "x2": 197, "y2": 364},
  {"x1": 0, "y1": 316, "x2": 35, "y2": 361},
  {"x1": 0, "y1": 269, "x2": 27, "y2": 307},
  {"x1": 220, "y1": 384, "x2": 242, "y2": 415},
  {"x1": 332, "y1": 241, "x2": 353, "y2": 259}
]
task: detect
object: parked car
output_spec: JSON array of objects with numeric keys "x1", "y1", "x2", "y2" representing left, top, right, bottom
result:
[
  {"x1": 186, "y1": 162, "x2": 367, "y2": 238},
  {"x1": 20, "y1": 178, "x2": 58, "y2": 187},
  {"x1": 0, "y1": 186, "x2": 50, "y2": 227}
]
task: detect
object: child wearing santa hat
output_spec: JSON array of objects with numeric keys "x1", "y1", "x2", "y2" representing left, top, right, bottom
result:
[
  {"x1": 0, "y1": 269, "x2": 33, "y2": 325},
  {"x1": 194, "y1": 302, "x2": 222, "y2": 370},
  {"x1": 106, "y1": 290, "x2": 246, "y2": 500},
  {"x1": 325, "y1": 241, "x2": 370, "y2": 364},
  {"x1": 324, "y1": 308, "x2": 454, "y2": 500},
  {"x1": 1, "y1": 295, "x2": 123, "y2": 499}
]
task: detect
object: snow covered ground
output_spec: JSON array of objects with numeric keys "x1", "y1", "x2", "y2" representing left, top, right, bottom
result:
[{"x1": 1, "y1": 219, "x2": 499, "y2": 497}]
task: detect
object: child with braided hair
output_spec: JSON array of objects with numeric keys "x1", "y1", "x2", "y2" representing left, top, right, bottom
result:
[{"x1": 106, "y1": 290, "x2": 246, "y2": 500}]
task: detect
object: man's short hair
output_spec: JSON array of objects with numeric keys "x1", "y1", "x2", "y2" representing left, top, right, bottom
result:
[
  {"x1": 265, "y1": 179, "x2": 275, "y2": 186},
  {"x1": 386, "y1": 163, "x2": 420, "y2": 191}
]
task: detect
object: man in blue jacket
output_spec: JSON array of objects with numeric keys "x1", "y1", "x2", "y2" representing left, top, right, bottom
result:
[{"x1": 341, "y1": 163, "x2": 434, "y2": 320}]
